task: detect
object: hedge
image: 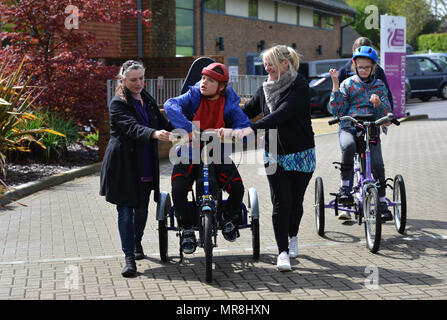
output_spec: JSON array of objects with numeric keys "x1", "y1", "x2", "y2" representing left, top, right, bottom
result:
[{"x1": 417, "y1": 33, "x2": 447, "y2": 52}]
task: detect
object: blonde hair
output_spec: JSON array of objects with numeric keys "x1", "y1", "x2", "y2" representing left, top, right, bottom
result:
[
  {"x1": 261, "y1": 45, "x2": 301, "y2": 80},
  {"x1": 115, "y1": 60, "x2": 146, "y2": 103}
]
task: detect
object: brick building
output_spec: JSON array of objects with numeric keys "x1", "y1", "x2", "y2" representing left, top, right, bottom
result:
[{"x1": 85, "y1": 0, "x2": 356, "y2": 77}]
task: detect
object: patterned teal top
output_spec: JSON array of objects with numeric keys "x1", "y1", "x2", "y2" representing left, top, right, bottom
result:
[{"x1": 264, "y1": 147, "x2": 316, "y2": 172}]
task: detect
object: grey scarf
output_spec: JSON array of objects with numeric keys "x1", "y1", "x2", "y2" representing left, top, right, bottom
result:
[{"x1": 263, "y1": 68, "x2": 297, "y2": 113}]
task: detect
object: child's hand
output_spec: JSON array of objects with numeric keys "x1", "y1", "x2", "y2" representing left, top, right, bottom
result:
[
  {"x1": 217, "y1": 128, "x2": 232, "y2": 139},
  {"x1": 232, "y1": 127, "x2": 254, "y2": 140},
  {"x1": 370, "y1": 94, "x2": 382, "y2": 108},
  {"x1": 329, "y1": 69, "x2": 339, "y2": 91}
]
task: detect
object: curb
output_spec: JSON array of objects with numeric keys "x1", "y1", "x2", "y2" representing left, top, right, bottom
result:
[
  {"x1": 1, "y1": 162, "x2": 102, "y2": 206},
  {"x1": 398, "y1": 114, "x2": 429, "y2": 122}
]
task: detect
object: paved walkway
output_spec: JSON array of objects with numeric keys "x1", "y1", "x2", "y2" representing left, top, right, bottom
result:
[{"x1": 0, "y1": 118, "x2": 446, "y2": 300}]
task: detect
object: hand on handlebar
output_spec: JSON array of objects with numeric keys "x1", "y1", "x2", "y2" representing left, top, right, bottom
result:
[
  {"x1": 152, "y1": 130, "x2": 173, "y2": 142},
  {"x1": 217, "y1": 128, "x2": 233, "y2": 139},
  {"x1": 232, "y1": 127, "x2": 254, "y2": 140}
]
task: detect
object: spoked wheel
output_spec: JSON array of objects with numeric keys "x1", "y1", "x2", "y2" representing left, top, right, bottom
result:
[
  {"x1": 314, "y1": 177, "x2": 325, "y2": 236},
  {"x1": 393, "y1": 175, "x2": 407, "y2": 234},
  {"x1": 363, "y1": 186, "x2": 381, "y2": 253},
  {"x1": 157, "y1": 193, "x2": 171, "y2": 263},
  {"x1": 248, "y1": 188, "x2": 260, "y2": 260},
  {"x1": 203, "y1": 213, "x2": 214, "y2": 283}
]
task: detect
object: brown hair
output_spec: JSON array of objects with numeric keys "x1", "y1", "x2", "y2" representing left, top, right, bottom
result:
[
  {"x1": 211, "y1": 66, "x2": 228, "y2": 95},
  {"x1": 115, "y1": 60, "x2": 145, "y2": 103},
  {"x1": 352, "y1": 37, "x2": 372, "y2": 53}
]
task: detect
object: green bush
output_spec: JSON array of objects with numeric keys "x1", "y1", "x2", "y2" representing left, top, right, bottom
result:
[
  {"x1": 21, "y1": 108, "x2": 80, "y2": 161},
  {"x1": 417, "y1": 33, "x2": 447, "y2": 52},
  {"x1": 83, "y1": 130, "x2": 99, "y2": 148}
]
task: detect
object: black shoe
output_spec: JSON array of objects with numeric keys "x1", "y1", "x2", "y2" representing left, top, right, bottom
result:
[
  {"x1": 379, "y1": 202, "x2": 393, "y2": 222},
  {"x1": 222, "y1": 220, "x2": 239, "y2": 242},
  {"x1": 338, "y1": 186, "x2": 353, "y2": 204},
  {"x1": 135, "y1": 242, "x2": 145, "y2": 260},
  {"x1": 121, "y1": 256, "x2": 137, "y2": 278},
  {"x1": 181, "y1": 229, "x2": 196, "y2": 254}
]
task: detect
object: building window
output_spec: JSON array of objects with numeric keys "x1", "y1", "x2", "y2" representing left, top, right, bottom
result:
[
  {"x1": 313, "y1": 12, "x2": 334, "y2": 30},
  {"x1": 205, "y1": 0, "x2": 225, "y2": 12},
  {"x1": 176, "y1": 0, "x2": 194, "y2": 56},
  {"x1": 296, "y1": 6, "x2": 300, "y2": 25},
  {"x1": 248, "y1": 0, "x2": 258, "y2": 18}
]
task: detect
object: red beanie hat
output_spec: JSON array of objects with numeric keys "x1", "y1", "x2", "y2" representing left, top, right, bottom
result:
[{"x1": 201, "y1": 63, "x2": 229, "y2": 82}]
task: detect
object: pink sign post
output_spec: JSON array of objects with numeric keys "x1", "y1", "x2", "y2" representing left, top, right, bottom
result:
[{"x1": 380, "y1": 16, "x2": 407, "y2": 118}]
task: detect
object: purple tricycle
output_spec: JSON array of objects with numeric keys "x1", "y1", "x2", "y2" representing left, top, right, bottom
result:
[{"x1": 314, "y1": 113, "x2": 407, "y2": 253}]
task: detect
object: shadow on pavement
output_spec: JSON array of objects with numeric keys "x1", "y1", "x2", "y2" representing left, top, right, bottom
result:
[{"x1": 137, "y1": 249, "x2": 442, "y2": 293}]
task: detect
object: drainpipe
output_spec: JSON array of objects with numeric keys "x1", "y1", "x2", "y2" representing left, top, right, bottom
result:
[
  {"x1": 339, "y1": 14, "x2": 356, "y2": 58},
  {"x1": 137, "y1": 0, "x2": 143, "y2": 59},
  {"x1": 201, "y1": 0, "x2": 205, "y2": 55}
]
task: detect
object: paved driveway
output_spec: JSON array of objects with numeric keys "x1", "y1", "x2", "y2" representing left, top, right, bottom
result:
[{"x1": 0, "y1": 118, "x2": 446, "y2": 300}]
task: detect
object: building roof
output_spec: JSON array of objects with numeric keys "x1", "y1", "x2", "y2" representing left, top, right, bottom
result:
[{"x1": 288, "y1": 0, "x2": 357, "y2": 17}]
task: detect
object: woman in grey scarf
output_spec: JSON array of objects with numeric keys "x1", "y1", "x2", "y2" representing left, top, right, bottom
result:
[{"x1": 235, "y1": 45, "x2": 316, "y2": 271}]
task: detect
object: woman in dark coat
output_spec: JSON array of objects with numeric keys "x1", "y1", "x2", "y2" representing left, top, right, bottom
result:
[
  {"x1": 233, "y1": 45, "x2": 316, "y2": 272},
  {"x1": 100, "y1": 60, "x2": 173, "y2": 277}
]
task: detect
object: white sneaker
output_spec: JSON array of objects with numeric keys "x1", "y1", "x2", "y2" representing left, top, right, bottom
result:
[
  {"x1": 289, "y1": 236, "x2": 298, "y2": 258},
  {"x1": 338, "y1": 211, "x2": 352, "y2": 220},
  {"x1": 276, "y1": 251, "x2": 291, "y2": 272}
]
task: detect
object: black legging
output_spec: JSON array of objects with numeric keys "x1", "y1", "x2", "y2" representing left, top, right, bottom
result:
[
  {"x1": 266, "y1": 166, "x2": 313, "y2": 254},
  {"x1": 171, "y1": 161, "x2": 244, "y2": 228}
]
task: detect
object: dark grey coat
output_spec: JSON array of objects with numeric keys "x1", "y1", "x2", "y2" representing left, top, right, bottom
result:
[{"x1": 99, "y1": 89, "x2": 173, "y2": 208}]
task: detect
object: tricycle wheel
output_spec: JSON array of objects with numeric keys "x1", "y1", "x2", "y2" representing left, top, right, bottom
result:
[{"x1": 315, "y1": 177, "x2": 325, "y2": 236}]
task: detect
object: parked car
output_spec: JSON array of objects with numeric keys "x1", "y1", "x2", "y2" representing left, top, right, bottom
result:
[
  {"x1": 309, "y1": 72, "x2": 332, "y2": 114},
  {"x1": 406, "y1": 54, "x2": 447, "y2": 101},
  {"x1": 422, "y1": 53, "x2": 447, "y2": 71},
  {"x1": 299, "y1": 58, "x2": 351, "y2": 81}
]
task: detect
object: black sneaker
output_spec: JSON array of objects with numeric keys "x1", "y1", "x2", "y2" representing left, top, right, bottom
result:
[
  {"x1": 222, "y1": 220, "x2": 239, "y2": 242},
  {"x1": 134, "y1": 242, "x2": 145, "y2": 260},
  {"x1": 181, "y1": 229, "x2": 196, "y2": 254},
  {"x1": 338, "y1": 186, "x2": 353, "y2": 204},
  {"x1": 379, "y1": 202, "x2": 393, "y2": 222}
]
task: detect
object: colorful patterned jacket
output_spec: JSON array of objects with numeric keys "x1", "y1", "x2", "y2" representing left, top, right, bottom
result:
[{"x1": 329, "y1": 75, "x2": 392, "y2": 130}]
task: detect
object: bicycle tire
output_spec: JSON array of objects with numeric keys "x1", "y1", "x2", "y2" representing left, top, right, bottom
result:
[
  {"x1": 393, "y1": 174, "x2": 407, "y2": 234},
  {"x1": 363, "y1": 186, "x2": 381, "y2": 253},
  {"x1": 315, "y1": 177, "x2": 325, "y2": 236},
  {"x1": 204, "y1": 214, "x2": 213, "y2": 283},
  {"x1": 158, "y1": 219, "x2": 168, "y2": 263},
  {"x1": 252, "y1": 218, "x2": 260, "y2": 260}
]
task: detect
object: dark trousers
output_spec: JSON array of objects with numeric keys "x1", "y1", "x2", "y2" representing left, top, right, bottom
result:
[
  {"x1": 339, "y1": 129, "x2": 386, "y2": 197},
  {"x1": 117, "y1": 182, "x2": 151, "y2": 258},
  {"x1": 171, "y1": 160, "x2": 244, "y2": 228},
  {"x1": 266, "y1": 166, "x2": 313, "y2": 254}
]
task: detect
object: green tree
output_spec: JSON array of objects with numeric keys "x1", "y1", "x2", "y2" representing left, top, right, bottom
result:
[
  {"x1": 344, "y1": 0, "x2": 389, "y2": 48},
  {"x1": 388, "y1": 0, "x2": 434, "y2": 48},
  {"x1": 345, "y1": 0, "x2": 436, "y2": 49}
]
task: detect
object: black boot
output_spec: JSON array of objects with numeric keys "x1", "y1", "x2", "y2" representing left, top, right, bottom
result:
[
  {"x1": 135, "y1": 242, "x2": 145, "y2": 260},
  {"x1": 121, "y1": 256, "x2": 137, "y2": 278}
]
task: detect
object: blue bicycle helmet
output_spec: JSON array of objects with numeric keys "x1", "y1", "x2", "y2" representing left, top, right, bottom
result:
[{"x1": 353, "y1": 46, "x2": 378, "y2": 63}]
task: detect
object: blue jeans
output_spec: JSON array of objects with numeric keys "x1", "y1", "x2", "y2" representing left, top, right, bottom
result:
[{"x1": 117, "y1": 206, "x2": 149, "y2": 258}]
